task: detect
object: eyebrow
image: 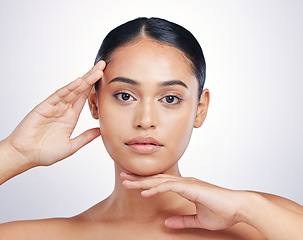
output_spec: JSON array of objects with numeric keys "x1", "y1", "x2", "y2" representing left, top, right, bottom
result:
[
  {"x1": 108, "y1": 77, "x2": 188, "y2": 89},
  {"x1": 159, "y1": 80, "x2": 188, "y2": 89},
  {"x1": 108, "y1": 77, "x2": 139, "y2": 86}
]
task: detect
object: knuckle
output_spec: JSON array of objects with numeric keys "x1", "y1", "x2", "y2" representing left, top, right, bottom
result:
[
  {"x1": 164, "y1": 180, "x2": 176, "y2": 187},
  {"x1": 184, "y1": 177, "x2": 197, "y2": 182}
]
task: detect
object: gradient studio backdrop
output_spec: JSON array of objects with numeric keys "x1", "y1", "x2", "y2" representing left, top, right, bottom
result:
[{"x1": 0, "y1": 0, "x2": 302, "y2": 223}]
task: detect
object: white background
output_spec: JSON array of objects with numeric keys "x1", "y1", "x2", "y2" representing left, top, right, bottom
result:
[{"x1": 0, "y1": 0, "x2": 302, "y2": 223}]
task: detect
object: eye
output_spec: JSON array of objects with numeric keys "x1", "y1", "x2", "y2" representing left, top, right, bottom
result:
[
  {"x1": 113, "y1": 92, "x2": 135, "y2": 102},
  {"x1": 160, "y1": 95, "x2": 182, "y2": 105}
]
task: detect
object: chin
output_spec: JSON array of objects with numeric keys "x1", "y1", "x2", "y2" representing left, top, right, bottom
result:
[
  {"x1": 126, "y1": 169, "x2": 163, "y2": 177},
  {"x1": 115, "y1": 159, "x2": 180, "y2": 177}
]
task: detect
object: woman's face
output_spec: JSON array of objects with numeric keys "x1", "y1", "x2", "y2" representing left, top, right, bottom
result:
[{"x1": 90, "y1": 39, "x2": 209, "y2": 176}]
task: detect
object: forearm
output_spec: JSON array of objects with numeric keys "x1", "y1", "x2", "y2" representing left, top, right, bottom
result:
[
  {"x1": 0, "y1": 139, "x2": 33, "y2": 185},
  {"x1": 239, "y1": 192, "x2": 303, "y2": 240}
]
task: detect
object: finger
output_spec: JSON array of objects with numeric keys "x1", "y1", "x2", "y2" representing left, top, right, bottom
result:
[
  {"x1": 67, "y1": 87, "x2": 95, "y2": 129},
  {"x1": 47, "y1": 77, "x2": 83, "y2": 105},
  {"x1": 121, "y1": 172, "x2": 180, "y2": 181},
  {"x1": 64, "y1": 68, "x2": 104, "y2": 104},
  {"x1": 122, "y1": 177, "x2": 178, "y2": 190},
  {"x1": 165, "y1": 215, "x2": 201, "y2": 229},
  {"x1": 71, "y1": 85, "x2": 94, "y2": 114},
  {"x1": 120, "y1": 172, "x2": 144, "y2": 181},
  {"x1": 82, "y1": 60, "x2": 106, "y2": 79},
  {"x1": 141, "y1": 180, "x2": 199, "y2": 202},
  {"x1": 49, "y1": 60, "x2": 106, "y2": 106},
  {"x1": 70, "y1": 127, "x2": 101, "y2": 155}
]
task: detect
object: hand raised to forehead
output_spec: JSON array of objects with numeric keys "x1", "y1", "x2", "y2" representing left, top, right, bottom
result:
[{"x1": 5, "y1": 60, "x2": 106, "y2": 167}]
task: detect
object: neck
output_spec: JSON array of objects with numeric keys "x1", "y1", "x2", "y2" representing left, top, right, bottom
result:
[{"x1": 105, "y1": 163, "x2": 188, "y2": 219}]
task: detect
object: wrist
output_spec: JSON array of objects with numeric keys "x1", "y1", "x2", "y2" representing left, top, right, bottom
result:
[
  {"x1": 237, "y1": 191, "x2": 270, "y2": 226},
  {"x1": 0, "y1": 139, "x2": 35, "y2": 184}
]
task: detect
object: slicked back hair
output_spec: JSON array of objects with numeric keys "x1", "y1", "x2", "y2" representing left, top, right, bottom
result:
[{"x1": 94, "y1": 17, "x2": 206, "y2": 97}]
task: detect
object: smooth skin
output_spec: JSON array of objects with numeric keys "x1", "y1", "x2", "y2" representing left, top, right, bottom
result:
[{"x1": 0, "y1": 39, "x2": 303, "y2": 240}]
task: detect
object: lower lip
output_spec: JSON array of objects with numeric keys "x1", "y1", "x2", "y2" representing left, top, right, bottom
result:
[{"x1": 126, "y1": 144, "x2": 163, "y2": 154}]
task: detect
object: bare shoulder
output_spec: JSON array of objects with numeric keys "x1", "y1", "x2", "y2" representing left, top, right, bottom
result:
[
  {"x1": 0, "y1": 217, "x2": 83, "y2": 240},
  {"x1": 0, "y1": 202, "x2": 109, "y2": 240},
  {"x1": 252, "y1": 191, "x2": 303, "y2": 214}
]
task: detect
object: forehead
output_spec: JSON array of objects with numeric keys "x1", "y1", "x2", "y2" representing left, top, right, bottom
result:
[{"x1": 103, "y1": 39, "x2": 196, "y2": 85}]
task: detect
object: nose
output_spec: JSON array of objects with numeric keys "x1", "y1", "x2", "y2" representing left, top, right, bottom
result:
[{"x1": 134, "y1": 99, "x2": 157, "y2": 129}]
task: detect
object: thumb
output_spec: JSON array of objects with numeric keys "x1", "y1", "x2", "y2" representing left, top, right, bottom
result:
[
  {"x1": 70, "y1": 128, "x2": 101, "y2": 154},
  {"x1": 165, "y1": 214, "x2": 201, "y2": 229}
]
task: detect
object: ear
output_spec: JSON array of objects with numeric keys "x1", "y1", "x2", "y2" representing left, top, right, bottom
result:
[
  {"x1": 194, "y1": 89, "x2": 210, "y2": 128},
  {"x1": 88, "y1": 86, "x2": 99, "y2": 119}
]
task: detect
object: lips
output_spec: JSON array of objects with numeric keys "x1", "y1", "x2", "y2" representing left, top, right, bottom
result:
[{"x1": 125, "y1": 136, "x2": 163, "y2": 154}]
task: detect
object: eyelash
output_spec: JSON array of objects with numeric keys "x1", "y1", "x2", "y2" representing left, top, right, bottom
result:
[
  {"x1": 113, "y1": 92, "x2": 135, "y2": 102},
  {"x1": 159, "y1": 95, "x2": 183, "y2": 105},
  {"x1": 112, "y1": 92, "x2": 183, "y2": 105}
]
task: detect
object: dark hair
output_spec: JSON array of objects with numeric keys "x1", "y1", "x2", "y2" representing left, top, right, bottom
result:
[{"x1": 94, "y1": 17, "x2": 206, "y2": 97}]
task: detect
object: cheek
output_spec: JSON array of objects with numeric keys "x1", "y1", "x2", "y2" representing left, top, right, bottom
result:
[
  {"x1": 160, "y1": 104, "x2": 197, "y2": 156},
  {"x1": 97, "y1": 98, "x2": 128, "y2": 153},
  {"x1": 99, "y1": 107, "x2": 125, "y2": 133},
  {"x1": 97, "y1": 92, "x2": 131, "y2": 131}
]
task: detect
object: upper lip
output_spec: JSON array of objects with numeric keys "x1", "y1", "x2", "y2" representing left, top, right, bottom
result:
[{"x1": 125, "y1": 136, "x2": 163, "y2": 146}]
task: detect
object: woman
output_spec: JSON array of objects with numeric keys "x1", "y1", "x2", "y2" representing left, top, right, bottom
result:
[{"x1": 0, "y1": 17, "x2": 302, "y2": 239}]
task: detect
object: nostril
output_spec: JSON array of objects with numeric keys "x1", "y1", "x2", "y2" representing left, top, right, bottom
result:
[{"x1": 136, "y1": 124, "x2": 156, "y2": 129}]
